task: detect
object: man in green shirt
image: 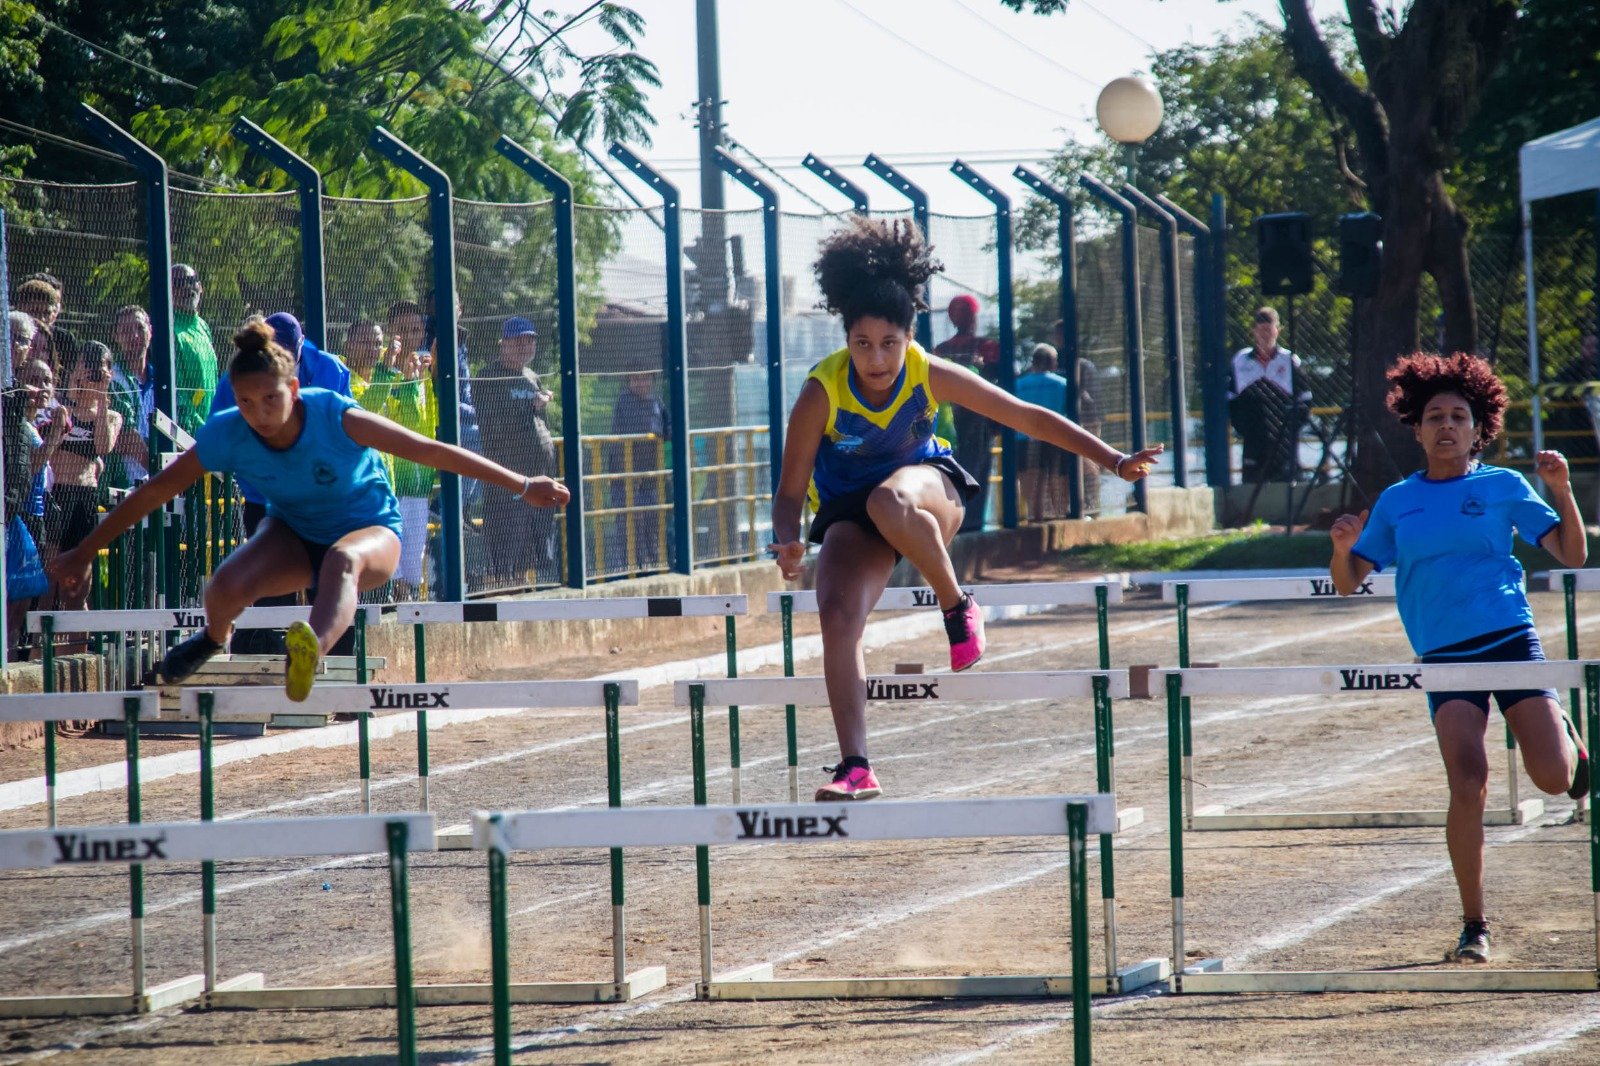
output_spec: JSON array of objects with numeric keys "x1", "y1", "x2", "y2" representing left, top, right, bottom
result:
[{"x1": 170, "y1": 263, "x2": 219, "y2": 434}]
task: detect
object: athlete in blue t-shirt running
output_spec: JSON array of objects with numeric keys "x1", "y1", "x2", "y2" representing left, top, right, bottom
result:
[
  {"x1": 1328, "y1": 351, "x2": 1590, "y2": 964},
  {"x1": 50, "y1": 321, "x2": 568, "y2": 702}
]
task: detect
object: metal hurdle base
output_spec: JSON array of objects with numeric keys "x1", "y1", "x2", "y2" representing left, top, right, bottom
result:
[
  {"x1": 1188, "y1": 799, "x2": 1545, "y2": 831},
  {"x1": 697, "y1": 958, "x2": 1171, "y2": 1000},
  {"x1": 0, "y1": 974, "x2": 208, "y2": 1018},
  {"x1": 207, "y1": 967, "x2": 669, "y2": 1008},
  {"x1": 1176, "y1": 967, "x2": 1599, "y2": 993}
]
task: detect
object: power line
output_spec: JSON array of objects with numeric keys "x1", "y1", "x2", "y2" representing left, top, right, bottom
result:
[
  {"x1": 723, "y1": 137, "x2": 833, "y2": 213},
  {"x1": 0, "y1": 117, "x2": 229, "y2": 189},
  {"x1": 36, "y1": 16, "x2": 199, "y2": 90},
  {"x1": 1077, "y1": 0, "x2": 1161, "y2": 53},
  {"x1": 942, "y1": 0, "x2": 1099, "y2": 88},
  {"x1": 649, "y1": 150, "x2": 1054, "y2": 174},
  {"x1": 829, "y1": 0, "x2": 1078, "y2": 121}
]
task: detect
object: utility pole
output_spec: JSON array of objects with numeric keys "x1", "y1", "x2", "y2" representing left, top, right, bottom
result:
[{"x1": 694, "y1": 0, "x2": 729, "y2": 307}]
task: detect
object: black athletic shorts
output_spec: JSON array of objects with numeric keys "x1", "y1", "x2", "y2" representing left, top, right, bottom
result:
[
  {"x1": 808, "y1": 455, "x2": 981, "y2": 546},
  {"x1": 1419, "y1": 625, "x2": 1557, "y2": 719}
]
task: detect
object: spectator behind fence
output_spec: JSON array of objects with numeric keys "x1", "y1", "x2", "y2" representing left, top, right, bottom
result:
[
  {"x1": 5, "y1": 358, "x2": 57, "y2": 655},
  {"x1": 1016, "y1": 343, "x2": 1069, "y2": 519},
  {"x1": 474, "y1": 317, "x2": 558, "y2": 586},
  {"x1": 607, "y1": 371, "x2": 669, "y2": 572},
  {"x1": 384, "y1": 300, "x2": 441, "y2": 600},
  {"x1": 1052, "y1": 318, "x2": 1104, "y2": 511},
  {"x1": 170, "y1": 264, "x2": 219, "y2": 434},
  {"x1": 46, "y1": 342, "x2": 121, "y2": 613},
  {"x1": 1548, "y1": 325, "x2": 1599, "y2": 465},
  {"x1": 9, "y1": 310, "x2": 35, "y2": 374},
  {"x1": 935, "y1": 294, "x2": 1000, "y2": 532},
  {"x1": 1229, "y1": 305, "x2": 1311, "y2": 483},
  {"x1": 108, "y1": 306, "x2": 156, "y2": 489},
  {"x1": 13, "y1": 278, "x2": 68, "y2": 370}
]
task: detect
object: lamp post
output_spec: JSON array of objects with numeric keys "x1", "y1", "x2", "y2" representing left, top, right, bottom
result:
[{"x1": 1096, "y1": 75, "x2": 1163, "y2": 181}]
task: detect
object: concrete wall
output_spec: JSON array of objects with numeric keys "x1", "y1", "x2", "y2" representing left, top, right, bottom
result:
[{"x1": 0, "y1": 654, "x2": 103, "y2": 750}]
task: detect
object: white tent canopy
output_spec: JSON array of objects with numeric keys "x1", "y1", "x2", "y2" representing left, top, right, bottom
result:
[{"x1": 1520, "y1": 116, "x2": 1600, "y2": 455}]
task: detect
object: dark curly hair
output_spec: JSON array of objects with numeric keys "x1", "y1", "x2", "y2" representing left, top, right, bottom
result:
[
  {"x1": 1385, "y1": 352, "x2": 1506, "y2": 455},
  {"x1": 813, "y1": 217, "x2": 942, "y2": 331}
]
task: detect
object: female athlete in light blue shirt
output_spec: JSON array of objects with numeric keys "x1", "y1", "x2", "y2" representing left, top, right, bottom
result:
[
  {"x1": 52, "y1": 321, "x2": 568, "y2": 701},
  {"x1": 1329, "y1": 351, "x2": 1589, "y2": 964}
]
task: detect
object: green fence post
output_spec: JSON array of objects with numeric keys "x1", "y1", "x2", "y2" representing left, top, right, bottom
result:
[
  {"x1": 124, "y1": 696, "x2": 146, "y2": 999},
  {"x1": 725, "y1": 613, "x2": 741, "y2": 802},
  {"x1": 386, "y1": 820, "x2": 417, "y2": 1066},
  {"x1": 782, "y1": 594, "x2": 798, "y2": 802},
  {"x1": 1067, "y1": 801, "x2": 1091, "y2": 1066},
  {"x1": 488, "y1": 814, "x2": 512, "y2": 1065},
  {"x1": 414, "y1": 622, "x2": 429, "y2": 810},
  {"x1": 605, "y1": 681, "x2": 626, "y2": 989}
]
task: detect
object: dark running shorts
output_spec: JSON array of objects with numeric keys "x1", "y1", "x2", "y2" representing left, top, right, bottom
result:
[
  {"x1": 1419, "y1": 625, "x2": 1558, "y2": 719},
  {"x1": 808, "y1": 455, "x2": 981, "y2": 546}
]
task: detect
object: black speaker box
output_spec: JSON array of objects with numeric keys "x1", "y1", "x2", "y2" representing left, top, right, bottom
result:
[
  {"x1": 1257, "y1": 212, "x2": 1313, "y2": 296},
  {"x1": 1337, "y1": 212, "x2": 1382, "y2": 297}
]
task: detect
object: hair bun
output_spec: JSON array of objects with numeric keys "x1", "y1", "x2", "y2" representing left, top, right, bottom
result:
[{"x1": 232, "y1": 320, "x2": 274, "y2": 354}]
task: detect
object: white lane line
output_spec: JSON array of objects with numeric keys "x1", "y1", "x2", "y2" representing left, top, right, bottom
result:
[{"x1": 1457, "y1": 1011, "x2": 1600, "y2": 1065}]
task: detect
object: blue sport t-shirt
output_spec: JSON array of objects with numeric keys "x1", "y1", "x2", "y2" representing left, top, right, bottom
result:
[
  {"x1": 194, "y1": 388, "x2": 402, "y2": 545},
  {"x1": 1351, "y1": 463, "x2": 1559, "y2": 655}
]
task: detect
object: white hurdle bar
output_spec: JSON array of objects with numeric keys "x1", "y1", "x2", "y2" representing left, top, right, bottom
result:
[
  {"x1": 474, "y1": 796, "x2": 1114, "y2": 1063},
  {"x1": 1551, "y1": 569, "x2": 1597, "y2": 823},
  {"x1": 677, "y1": 673, "x2": 1164, "y2": 998},
  {"x1": 0, "y1": 813, "x2": 433, "y2": 1062},
  {"x1": 390, "y1": 594, "x2": 748, "y2": 807},
  {"x1": 1158, "y1": 662, "x2": 1600, "y2": 994},
  {"x1": 1161, "y1": 575, "x2": 1544, "y2": 830},
  {"x1": 179, "y1": 680, "x2": 664, "y2": 1005},
  {"x1": 767, "y1": 580, "x2": 1125, "y2": 802},
  {"x1": 1, "y1": 691, "x2": 159, "y2": 827}
]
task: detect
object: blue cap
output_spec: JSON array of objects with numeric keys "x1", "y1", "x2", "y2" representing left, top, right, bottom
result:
[
  {"x1": 265, "y1": 312, "x2": 304, "y2": 355},
  {"x1": 501, "y1": 316, "x2": 537, "y2": 339}
]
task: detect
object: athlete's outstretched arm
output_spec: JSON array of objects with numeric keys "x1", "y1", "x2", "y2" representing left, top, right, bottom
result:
[
  {"x1": 49, "y1": 449, "x2": 207, "y2": 598},
  {"x1": 928, "y1": 359, "x2": 1161, "y2": 481},
  {"x1": 343, "y1": 408, "x2": 569, "y2": 508},
  {"x1": 770, "y1": 381, "x2": 828, "y2": 580}
]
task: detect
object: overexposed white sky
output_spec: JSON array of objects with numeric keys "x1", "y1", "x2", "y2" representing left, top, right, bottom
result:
[{"x1": 563, "y1": 0, "x2": 1292, "y2": 211}]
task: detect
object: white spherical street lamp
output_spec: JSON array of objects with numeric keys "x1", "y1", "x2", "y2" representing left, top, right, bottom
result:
[{"x1": 1095, "y1": 75, "x2": 1164, "y2": 144}]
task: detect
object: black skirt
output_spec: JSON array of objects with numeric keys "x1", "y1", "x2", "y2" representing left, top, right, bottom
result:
[{"x1": 808, "y1": 455, "x2": 981, "y2": 546}]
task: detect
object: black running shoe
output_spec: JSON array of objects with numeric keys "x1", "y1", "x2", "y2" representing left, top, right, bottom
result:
[
  {"x1": 1563, "y1": 716, "x2": 1590, "y2": 801},
  {"x1": 154, "y1": 629, "x2": 225, "y2": 684},
  {"x1": 1452, "y1": 919, "x2": 1490, "y2": 963}
]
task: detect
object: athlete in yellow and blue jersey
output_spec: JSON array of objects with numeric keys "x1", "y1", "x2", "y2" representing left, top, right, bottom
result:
[{"x1": 770, "y1": 217, "x2": 1161, "y2": 802}]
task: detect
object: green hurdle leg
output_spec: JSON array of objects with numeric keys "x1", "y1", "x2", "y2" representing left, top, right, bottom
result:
[
  {"x1": 1092, "y1": 674, "x2": 1118, "y2": 990},
  {"x1": 1095, "y1": 584, "x2": 1110, "y2": 671},
  {"x1": 782, "y1": 595, "x2": 798, "y2": 802},
  {"x1": 725, "y1": 614, "x2": 741, "y2": 803},
  {"x1": 357, "y1": 610, "x2": 371, "y2": 814},
  {"x1": 42, "y1": 615, "x2": 56, "y2": 827},
  {"x1": 605, "y1": 681, "x2": 626, "y2": 989},
  {"x1": 1586, "y1": 665, "x2": 1599, "y2": 969},
  {"x1": 690, "y1": 683, "x2": 714, "y2": 993},
  {"x1": 1067, "y1": 801, "x2": 1091, "y2": 1066},
  {"x1": 386, "y1": 821, "x2": 417, "y2": 1066},
  {"x1": 199, "y1": 693, "x2": 217, "y2": 992},
  {"x1": 1166, "y1": 672, "x2": 1187, "y2": 988},
  {"x1": 1566, "y1": 573, "x2": 1581, "y2": 725},
  {"x1": 125, "y1": 696, "x2": 145, "y2": 998},
  {"x1": 1176, "y1": 583, "x2": 1194, "y2": 824},
  {"x1": 488, "y1": 816, "x2": 511, "y2": 1066},
  {"x1": 413, "y1": 623, "x2": 430, "y2": 811}
]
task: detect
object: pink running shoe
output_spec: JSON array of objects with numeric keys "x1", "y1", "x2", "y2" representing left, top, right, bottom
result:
[
  {"x1": 943, "y1": 593, "x2": 985, "y2": 672},
  {"x1": 816, "y1": 759, "x2": 882, "y2": 802}
]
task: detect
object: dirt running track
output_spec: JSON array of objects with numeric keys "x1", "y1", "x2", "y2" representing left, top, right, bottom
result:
[{"x1": 1, "y1": 569, "x2": 1598, "y2": 1065}]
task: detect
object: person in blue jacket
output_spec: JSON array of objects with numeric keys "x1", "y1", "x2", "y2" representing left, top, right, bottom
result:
[
  {"x1": 1329, "y1": 351, "x2": 1590, "y2": 965},
  {"x1": 50, "y1": 320, "x2": 567, "y2": 702}
]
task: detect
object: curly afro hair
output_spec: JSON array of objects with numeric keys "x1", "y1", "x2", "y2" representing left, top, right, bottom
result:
[
  {"x1": 1385, "y1": 351, "x2": 1507, "y2": 454},
  {"x1": 813, "y1": 216, "x2": 942, "y2": 331}
]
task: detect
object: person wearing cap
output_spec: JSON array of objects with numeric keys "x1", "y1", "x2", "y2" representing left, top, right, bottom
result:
[
  {"x1": 474, "y1": 316, "x2": 559, "y2": 586},
  {"x1": 170, "y1": 264, "x2": 219, "y2": 434},
  {"x1": 934, "y1": 294, "x2": 1002, "y2": 531},
  {"x1": 1229, "y1": 305, "x2": 1312, "y2": 483}
]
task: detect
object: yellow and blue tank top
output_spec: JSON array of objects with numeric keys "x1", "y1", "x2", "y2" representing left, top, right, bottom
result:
[{"x1": 807, "y1": 342, "x2": 952, "y2": 508}]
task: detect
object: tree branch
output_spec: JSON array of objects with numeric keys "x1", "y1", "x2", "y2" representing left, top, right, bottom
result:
[
  {"x1": 1279, "y1": 0, "x2": 1389, "y2": 203},
  {"x1": 1343, "y1": 0, "x2": 1390, "y2": 86}
]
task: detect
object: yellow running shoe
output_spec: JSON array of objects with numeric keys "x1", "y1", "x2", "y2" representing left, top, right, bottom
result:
[{"x1": 284, "y1": 619, "x2": 320, "y2": 703}]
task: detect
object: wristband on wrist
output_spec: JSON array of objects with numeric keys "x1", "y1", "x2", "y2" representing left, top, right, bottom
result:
[
  {"x1": 518, "y1": 477, "x2": 533, "y2": 501},
  {"x1": 1107, "y1": 453, "x2": 1127, "y2": 475}
]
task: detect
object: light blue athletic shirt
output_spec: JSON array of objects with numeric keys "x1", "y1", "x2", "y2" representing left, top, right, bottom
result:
[
  {"x1": 1351, "y1": 463, "x2": 1559, "y2": 655},
  {"x1": 194, "y1": 388, "x2": 402, "y2": 544}
]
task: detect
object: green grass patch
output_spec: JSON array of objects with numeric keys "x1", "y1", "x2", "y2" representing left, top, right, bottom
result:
[{"x1": 1059, "y1": 526, "x2": 1593, "y2": 574}]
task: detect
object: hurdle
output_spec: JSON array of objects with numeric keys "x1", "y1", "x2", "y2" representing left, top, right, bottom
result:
[
  {"x1": 677, "y1": 673, "x2": 1164, "y2": 997},
  {"x1": 0, "y1": 813, "x2": 431, "y2": 1060},
  {"x1": 474, "y1": 794, "x2": 1112, "y2": 1065},
  {"x1": 394, "y1": 594, "x2": 748, "y2": 808},
  {"x1": 181, "y1": 679, "x2": 666, "y2": 1003},
  {"x1": 1163, "y1": 574, "x2": 1544, "y2": 829},
  {"x1": 0, "y1": 690, "x2": 200, "y2": 1016},
  {"x1": 1160, "y1": 661, "x2": 1600, "y2": 993},
  {"x1": 1552, "y1": 568, "x2": 1595, "y2": 822},
  {"x1": 768, "y1": 580, "x2": 1123, "y2": 801}
]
